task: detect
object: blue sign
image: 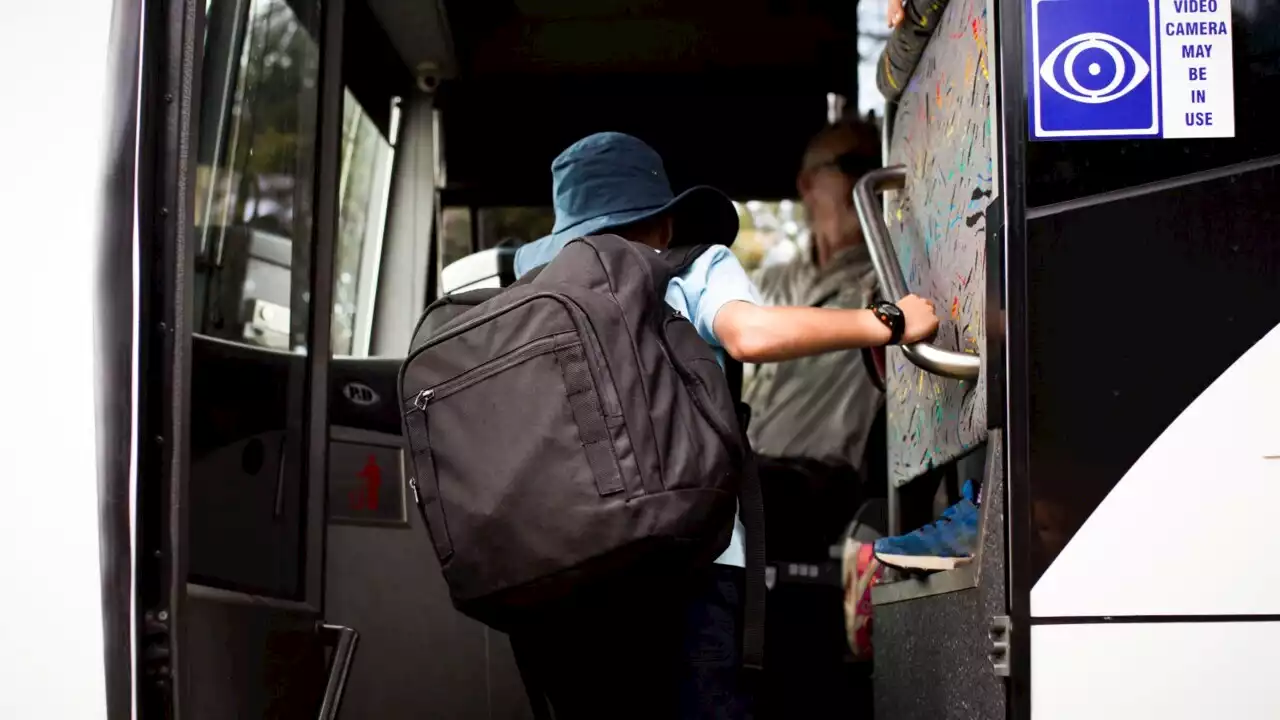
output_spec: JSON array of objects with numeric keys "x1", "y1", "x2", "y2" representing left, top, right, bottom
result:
[{"x1": 1027, "y1": 0, "x2": 1236, "y2": 140}]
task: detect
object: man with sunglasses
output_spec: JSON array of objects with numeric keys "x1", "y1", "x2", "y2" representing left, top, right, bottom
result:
[{"x1": 745, "y1": 118, "x2": 885, "y2": 485}]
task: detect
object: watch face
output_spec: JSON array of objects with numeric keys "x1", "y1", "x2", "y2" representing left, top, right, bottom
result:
[{"x1": 879, "y1": 302, "x2": 903, "y2": 319}]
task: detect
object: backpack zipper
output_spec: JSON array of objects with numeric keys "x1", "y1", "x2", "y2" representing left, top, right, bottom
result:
[
  {"x1": 414, "y1": 335, "x2": 568, "y2": 406},
  {"x1": 412, "y1": 389, "x2": 434, "y2": 410},
  {"x1": 402, "y1": 290, "x2": 621, "y2": 418}
]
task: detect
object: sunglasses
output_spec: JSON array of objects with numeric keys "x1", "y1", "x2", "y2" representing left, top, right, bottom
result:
[{"x1": 815, "y1": 151, "x2": 881, "y2": 179}]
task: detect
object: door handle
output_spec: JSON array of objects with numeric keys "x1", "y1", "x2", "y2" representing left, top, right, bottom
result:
[
  {"x1": 317, "y1": 624, "x2": 359, "y2": 720},
  {"x1": 852, "y1": 166, "x2": 982, "y2": 382}
]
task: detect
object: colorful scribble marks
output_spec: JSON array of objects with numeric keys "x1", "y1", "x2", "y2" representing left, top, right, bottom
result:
[
  {"x1": 884, "y1": 0, "x2": 992, "y2": 487},
  {"x1": 971, "y1": 18, "x2": 990, "y2": 80}
]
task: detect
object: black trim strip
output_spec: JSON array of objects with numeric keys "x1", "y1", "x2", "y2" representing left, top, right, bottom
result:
[
  {"x1": 136, "y1": 0, "x2": 202, "y2": 714},
  {"x1": 98, "y1": 0, "x2": 145, "y2": 717},
  {"x1": 301, "y1": 0, "x2": 346, "y2": 612},
  {"x1": 1027, "y1": 153, "x2": 1280, "y2": 219},
  {"x1": 993, "y1": 0, "x2": 1032, "y2": 717},
  {"x1": 1033, "y1": 614, "x2": 1280, "y2": 626}
]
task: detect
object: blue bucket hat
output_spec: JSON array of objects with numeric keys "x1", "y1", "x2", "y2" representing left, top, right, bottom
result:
[{"x1": 514, "y1": 133, "x2": 739, "y2": 276}]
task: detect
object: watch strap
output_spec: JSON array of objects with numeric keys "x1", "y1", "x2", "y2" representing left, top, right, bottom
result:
[{"x1": 868, "y1": 301, "x2": 905, "y2": 345}]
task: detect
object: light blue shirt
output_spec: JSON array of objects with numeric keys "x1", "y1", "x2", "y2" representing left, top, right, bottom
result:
[{"x1": 515, "y1": 238, "x2": 762, "y2": 567}]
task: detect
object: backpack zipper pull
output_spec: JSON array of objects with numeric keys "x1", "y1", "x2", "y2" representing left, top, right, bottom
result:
[{"x1": 413, "y1": 389, "x2": 434, "y2": 410}]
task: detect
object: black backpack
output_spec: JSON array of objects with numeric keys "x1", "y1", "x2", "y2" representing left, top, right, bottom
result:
[{"x1": 399, "y1": 234, "x2": 765, "y2": 668}]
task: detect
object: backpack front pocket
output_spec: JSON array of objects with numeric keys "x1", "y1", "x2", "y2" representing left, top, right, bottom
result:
[{"x1": 402, "y1": 331, "x2": 627, "y2": 575}]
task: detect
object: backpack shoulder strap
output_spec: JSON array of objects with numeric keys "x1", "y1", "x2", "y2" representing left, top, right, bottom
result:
[
  {"x1": 739, "y1": 450, "x2": 766, "y2": 671},
  {"x1": 723, "y1": 360, "x2": 764, "y2": 671},
  {"x1": 724, "y1": 357, "x2": 744, "y2": 405},
  {"x1": 510, "y1": 263, "x2": 546, "y2": 287},
  {"x1": 658, "y1": 243, "x2": 715, "y2": 282},
  {"x1": 661, "y1": 242, "x2": 766, "y2": 669}
]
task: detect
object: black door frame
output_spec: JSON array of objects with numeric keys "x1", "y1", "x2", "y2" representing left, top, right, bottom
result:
[
  {"x1": 991, "y1": 0, "x2": 1033, "y2": 717},
  {"x1": 134, "y1": 0, "x2": 348, "y2": 713}
]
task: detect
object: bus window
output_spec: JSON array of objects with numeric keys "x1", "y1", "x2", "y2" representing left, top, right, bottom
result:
[
  {"x1": 188, "y1": 0, "x2": 322, "y2": 598},
  {"x1": 474, "y1": 206, "x2": 554, "y2": 250},
  {"x1": 437, "y1": 206, "x2": 554, "y2": 294},
  {"x1": 733, "y1": 199, "x2": 807, "y2": 273},
  {"x1": 439, "y1": 207, "x2": 473, "y2": 286},
  {"x1": 331, "y1": 92, "x2": 397, "y2": 357},
  {"x1": 856, "y1": 0, "x2": 892, "y2": 116},
  {"x1": 195, "y1": 0, "x2": 320, "y2": 352}
]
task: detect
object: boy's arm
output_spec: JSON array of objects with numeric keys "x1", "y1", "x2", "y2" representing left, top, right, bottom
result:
[
  {"x1": 685, "y1": 246, "x2": 941, "y2": 365},
  {"x1": 713, "y1": 296, "x2": 939, "y2": 364}
]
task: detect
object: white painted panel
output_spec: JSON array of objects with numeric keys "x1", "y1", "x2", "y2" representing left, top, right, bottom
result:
[
  {"x1": 1032, "y1": 322, "x2": 1280, "y2": 617},
  {"x1": 1033, "y1": 622, "x2": 1280, "y2": 720},
  {"x1": 0, "y1": 2, "x2": 119, "y2": 719}
]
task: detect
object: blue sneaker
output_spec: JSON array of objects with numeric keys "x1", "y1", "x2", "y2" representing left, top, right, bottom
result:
[{"x1": 873, "y1": 480, "x2": 980, "y2": 572}]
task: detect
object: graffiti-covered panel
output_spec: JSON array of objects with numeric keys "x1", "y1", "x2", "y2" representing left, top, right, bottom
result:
[{"x1": 885, "y1": 0, "x2": 993, "y2": 486}]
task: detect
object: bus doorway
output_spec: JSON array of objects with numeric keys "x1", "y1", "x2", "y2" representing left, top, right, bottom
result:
[
  {"x1": 101, "y1": 0, "x2": 1280, "y2": 717},
  {"x1": 133, "y1": 0, "x2": 888, "y2": 717}
]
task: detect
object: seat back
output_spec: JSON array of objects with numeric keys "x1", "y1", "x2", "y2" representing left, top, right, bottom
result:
[{"x1": 439, "y1": 246, "x2": 517, "y2": 295}]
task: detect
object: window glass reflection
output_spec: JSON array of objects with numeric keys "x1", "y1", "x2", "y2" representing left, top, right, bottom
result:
[
  {"x1": 188, "y1": 0, "x2": 320, "y2": 599},
  {"x1": 195, "y1": 0, "x2": 319, "y2": 351},
  {"x1": 332, "y1": 93, "x2": 397, "y2": 357}
]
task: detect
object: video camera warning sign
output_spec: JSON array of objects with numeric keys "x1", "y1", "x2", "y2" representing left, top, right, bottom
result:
[{"x1": 1028, "y1": 0, "x2": 1235, "y2": 140}]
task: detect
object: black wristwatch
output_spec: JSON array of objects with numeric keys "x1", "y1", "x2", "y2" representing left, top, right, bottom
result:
[{"x1": 867, "y1": 300, "x2": 905, "y2": 345}]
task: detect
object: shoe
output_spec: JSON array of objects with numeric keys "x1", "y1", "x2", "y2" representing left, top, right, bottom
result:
[
  {"x1": 873, "y1": 480, "x2": 980, "y2": 572},
  {"x1": 842, "y1": 538, "x2": 883, "y2": 661}
]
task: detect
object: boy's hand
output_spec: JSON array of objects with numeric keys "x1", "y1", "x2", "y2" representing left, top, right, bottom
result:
[{"x1": 898, "y1": 294, "x2": 940, "y2": 344}]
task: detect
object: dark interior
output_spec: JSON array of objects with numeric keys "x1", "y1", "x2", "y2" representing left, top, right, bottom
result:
[{"x1": 438, "y1": 0, "x2": 861, "y2": 203}]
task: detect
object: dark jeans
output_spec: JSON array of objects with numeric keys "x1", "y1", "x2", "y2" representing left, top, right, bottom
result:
[
  {"x1": 756, "y1": 456, "x2": 877, "y2": 718},
  {"x1": 509, "y1": 566, "x2": 752, "y2": 720},
  {"x1": 757, "y1": 456, "x2": 868, "y2": 562}
]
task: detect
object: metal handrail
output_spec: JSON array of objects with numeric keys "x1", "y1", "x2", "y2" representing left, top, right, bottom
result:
[
  {"x1": 852, "y1": 165, "x2": 982, "y2": 382},
  {"x1": 318, "y1": 624, "x2": 359, "y2": 720}
]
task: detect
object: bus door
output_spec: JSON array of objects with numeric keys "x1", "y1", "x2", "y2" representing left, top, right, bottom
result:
[{"x1": 139, "y1": 0, "x2": 364, "y2": 715}]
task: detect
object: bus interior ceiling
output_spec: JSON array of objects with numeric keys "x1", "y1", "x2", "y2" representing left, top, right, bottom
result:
[{"x1": 390, "y1": 0, "x2": 860, "y2": 205}]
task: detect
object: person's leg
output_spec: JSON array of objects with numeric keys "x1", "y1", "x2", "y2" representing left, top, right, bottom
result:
[
  {"x1": 509, "y1": 590, "x2": 685, "y2": 720},
  {"x1": 507, "y1": 631, "x2": 556, "y2": 720},
  {"x1": 757, "y1": 456, "x2": 865, "y2": 562},
  {"x1": 677, "y1": 565, "x2": 753, "y2": 720}
]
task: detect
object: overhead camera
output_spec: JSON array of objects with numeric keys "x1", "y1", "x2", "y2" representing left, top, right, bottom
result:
[{"x1": 416, "y1": 62, "x2": 442, "y2": 93}]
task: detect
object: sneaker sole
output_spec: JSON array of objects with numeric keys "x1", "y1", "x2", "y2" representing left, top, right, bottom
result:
[{"x1": 874, "y1": 552, "x2": 973, "y2": 571}]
